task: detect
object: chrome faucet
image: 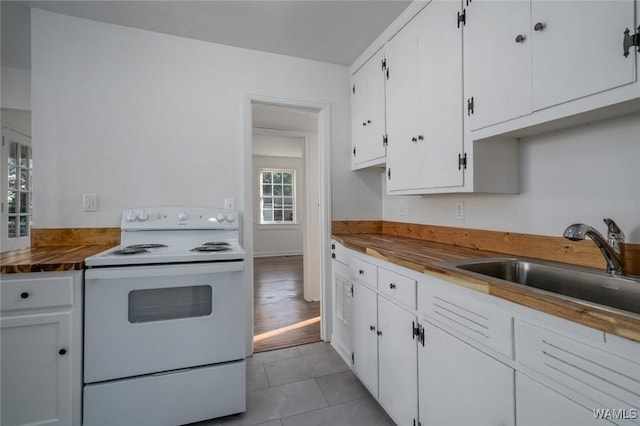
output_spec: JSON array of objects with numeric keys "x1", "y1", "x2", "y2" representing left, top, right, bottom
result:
[{"x1": 563, "y1": 218, "x2": 626, "y2": 276}]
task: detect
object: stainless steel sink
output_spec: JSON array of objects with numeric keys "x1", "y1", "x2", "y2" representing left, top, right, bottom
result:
[{"x1": 434, "y1": 257, "x2": 640, "y2": 317}]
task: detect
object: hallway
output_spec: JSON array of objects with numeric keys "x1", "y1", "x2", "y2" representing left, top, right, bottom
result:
[{"x1": 253, "y1": 256, "x2": 321, "y2": 353}]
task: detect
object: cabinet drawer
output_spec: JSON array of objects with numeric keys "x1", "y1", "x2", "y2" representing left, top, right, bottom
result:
[
  {"x1": 516, "y1": 320, "x2": 640, "y2": 418},
  {"x1": 418, "y1": 285, "x2": 513, "y2": 359},
  {"x1": 378, "y1": 268, "x2": 416, "y2": 309},
  {"x1": 1, "y1": 275, "x2": 74, "y2": 312},
  {"x1": 350, "y1": 257, "x2": 377, "y2": 289}
]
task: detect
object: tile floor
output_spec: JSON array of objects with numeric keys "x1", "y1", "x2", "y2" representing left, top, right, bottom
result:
[{"x1": 192, "y1": 342, "x2": 393, "y2": 426}]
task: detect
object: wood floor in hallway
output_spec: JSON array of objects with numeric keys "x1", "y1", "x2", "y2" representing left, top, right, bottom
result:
[{"x1": 253, "y1": 255, "x2": 321, "y2": 353}]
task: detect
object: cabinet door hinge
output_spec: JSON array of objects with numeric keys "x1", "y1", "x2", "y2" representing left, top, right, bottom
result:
[
  {"x1": 352, "y1": 84, "x2": 356, "y2": 94},
  {"x1": 412, "y1": 321, "x2": 420, "y2": 340},
  {"x1": 350, "y1": 284, "x2": 354, "y2": 297},
  {"x1": 467, "y1": 97, "x2": 474, "y2": 115},
  {"x1": 353, "y1": 147, "x2": 357, "y2": 157},
  {"x1": 383, "y1": 134, "x2": 388, "y2": 147},
  {"x1": 386, "y1": 67, "x2": 390, "y2": 80},
  {"x1": 457, "y1": 9, "x2": 466, "y2": 28},
  {"x1": 387, "y1": 168, "x2": 391, "y2": 180},
  {"x1": 351, "y1": 352, "x2": 355, "y2": 364},
  {"x1": 382, "y1": 58, "x2": 387, "y2": 71},
  {"x1": 419, "y1": 324, "x2": 425, "y2": 346},
  {"x1": 458, "y1": 153, "x2": 468, "y2": 170},
  {"x1": 623, "y1": 26, "x2": 640, "y2": 57}
]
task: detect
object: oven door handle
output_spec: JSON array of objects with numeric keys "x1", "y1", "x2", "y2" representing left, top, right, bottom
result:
[{"x1": 85, "y1": 261, "x2": 244, "y2": 280}]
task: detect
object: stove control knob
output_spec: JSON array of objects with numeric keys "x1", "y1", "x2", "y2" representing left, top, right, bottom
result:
[
  {"x1": 137, "y1": 210, "x2": 148, "y2": 221},
  {"x1": 126, "y1": 211, "x2": 138, "y2": 222},
  {"x1": 178, "y1": 211, "x2": 189, "y2": 221},
  {"x1": 225, "y1": 213, "x2": 236, "y2": 222},
  {"x1": 216, "y1": 213, "x2": 225, "y2": 223}
]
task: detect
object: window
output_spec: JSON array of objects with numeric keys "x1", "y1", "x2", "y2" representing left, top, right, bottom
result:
[
  {"x1": 259, "y1": 169, "x2": 295, "y2": 224},
  {"x1": 2, "y1": 128, "x2": 32, "y2": 250}
]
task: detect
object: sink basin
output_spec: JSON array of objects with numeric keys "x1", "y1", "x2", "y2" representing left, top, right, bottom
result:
[{"x1": 434, "y1": 258, "x2": 640, "y2": 317}]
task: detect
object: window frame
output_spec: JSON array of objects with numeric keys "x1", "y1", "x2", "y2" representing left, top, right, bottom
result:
[
  {"x1": 259, "y1": 168, "x2": 297, "y2": 225},
  {"x1": 1, "y1": 127, "x2": 33, "y2": 251}
]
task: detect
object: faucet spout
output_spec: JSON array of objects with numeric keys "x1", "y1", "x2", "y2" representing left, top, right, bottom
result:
[{"x1": 563, "y1": 219, "x2": 626, "y2": 276}]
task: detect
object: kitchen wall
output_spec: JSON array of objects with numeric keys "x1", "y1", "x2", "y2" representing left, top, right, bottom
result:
[
  {"x1": 253, "y1": 133, "x2": 304, "y2": 257},
  {"x1": 383, "y1": 112, "x2": 640, "y2": 243},
  {"x1": 31, "y1": 8, "x2": 382, "y2": 229}
]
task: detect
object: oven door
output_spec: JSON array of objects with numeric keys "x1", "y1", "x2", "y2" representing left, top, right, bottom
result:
[{"x1": 84, "y1": 262, "x2": 245, "y2": 384}]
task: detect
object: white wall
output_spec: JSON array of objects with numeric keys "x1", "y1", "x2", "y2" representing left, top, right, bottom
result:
[
  {"x1": 253, "y1": 133, "x2": 304, "y2": 257},
  {"x1": 1, "y1": 67, "x2": 31, "y2": 111},
  {"x1": 383, "y1": 112, "x2": 640, "y2": 243},
  {"x1": 31, "y1": 9, "x2": 381, "y2": 228}
]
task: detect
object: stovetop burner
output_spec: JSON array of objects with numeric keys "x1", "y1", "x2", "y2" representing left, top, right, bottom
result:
[
  {"x1": 112, "y1": 247, "x2": 149, "y2": 256},
  {"x1": 126, "y1": 244, "x2": 168, "y2": 249},
  {"x1": 190, "y1": 246, "x2": 232, "y2": 253},
  {"x1": 203, "y1": 242, "x2": 231, "y2": 247}
]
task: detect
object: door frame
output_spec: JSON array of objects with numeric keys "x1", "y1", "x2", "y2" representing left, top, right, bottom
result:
[{"x1": 242, "y1": 94, "x2": 332, "y2": 355}]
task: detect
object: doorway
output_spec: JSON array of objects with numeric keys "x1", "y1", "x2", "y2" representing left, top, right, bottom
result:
[{"x1": 242, "y1": 97, "x2": 332, "y2": 355}]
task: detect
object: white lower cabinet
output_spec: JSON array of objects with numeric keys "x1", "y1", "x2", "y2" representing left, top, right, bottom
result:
[
  {"x1": 516, "y1": 372, "x2": 615, "y2": 426},
  {"x1": 0, "y1": 271, "x2": 82, "y2": 426},
  {"x1": 418, "y1": 321, "x2": 515, "y2": 426},
  {"x1": 378, "y1": 297, "x2": 418, "y2": 426},
  {"x1": 345, "y1": 248, "x2": 640, "y2": 426},
  {"x1": 351, "y1": 281, "x2": 379, "y2": 397}
]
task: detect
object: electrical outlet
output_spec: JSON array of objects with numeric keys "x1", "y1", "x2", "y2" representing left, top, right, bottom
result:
[
  {"x1": 224, "y1": 198, "x2": 234, "y2": 210},
  {"x1": 83, "y1": 194, "x2": 98, "y2": 212},
  {"x1": 455, "y1": 202, "x2": 465, "y2": 220}
]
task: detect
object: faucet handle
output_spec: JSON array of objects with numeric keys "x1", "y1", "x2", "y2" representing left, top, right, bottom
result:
[{"x1": 603, "y1": 218, "x2": 624, "y2": 239}]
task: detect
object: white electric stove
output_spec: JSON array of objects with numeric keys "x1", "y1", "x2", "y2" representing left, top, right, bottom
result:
[{"x1": 83, "y1": 207, "x2": 247, "y2": 426}]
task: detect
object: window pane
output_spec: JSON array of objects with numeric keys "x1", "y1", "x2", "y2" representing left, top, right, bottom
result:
[
  {"x1": 274, "y1": 197, "x2": 284, "y2": 208},
  {"x1": 283, "y1": 173, "x2": 292, "y2": 184},
  {"x1": 8, "y1": 165, "x2": 16, "y2": 190},
  {"x1": 263, "y1": 210, "x2": 273, "y2": 222},
  {"x1": 129, "y1": 285, "x2": 212, "y2": 323},
  {"x1": 9, "y1": 142, "x2": 17, "y2": 166},
  {"x1": 8, "y1": 191, "x2": 16, "y2": 213},
  {"x1": 8, "y1": 216, "x2": 16, "y2": 238},
  {"x1": 262, "y1": 172, "x2": 272, "y2": 183},
  {"x1": 262, "y1": 184, "x2": 272, "y2": 196},
  {"x1": 283, "y1": 185, "x2": 292, "y2": 196},
  {"x1": 273, "y1": 185, "x2": 282, "y2": 196},
  {"x1": 263, "y1": 198, "x2": 273, "y2": 209},
  {"x1": 19, "y1": 192, "x2": 29, "y2": 213},
  {"x1": 20, "y1": 169, "x2": 29, "y2": 191},
  {"x1": 284, "y1": 210, "x2": 293, "y2": 221},
  {"x1": 274, "y1": 210, "x2": 283, "y2": 221},
  {"x1": 19, "y1": 145, "x2": 30, "y2": 168},
  {"x1": 283, "y1": 197, "x2": 293, "y2": 208},
  {"x1": 19, "y1": 215, "x2": 28, "y2": 237},
  {"x1": 273, "y1": 172, "x2": 282, "y2": 184}
]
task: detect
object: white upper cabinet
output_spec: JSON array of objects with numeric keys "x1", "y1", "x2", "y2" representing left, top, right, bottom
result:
[
  {"x1": 351, "y1": 49, "x2": 386, "y2": 170},
  {"x1": 464, "y1": 0, "x2": 532, "y2": 130},
  {"x1": 385, "y1": 0, "x2": 464, "y2": 193},
  {"x1": 531, "y1": 0, "x2": 636, "y2": 110},
  {"x1": 466, "y1": 0, "x2": 639, "y2": 139}
]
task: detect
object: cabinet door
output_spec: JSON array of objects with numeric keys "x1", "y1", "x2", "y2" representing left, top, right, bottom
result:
[
  {"x1": 378, "y1": 297, "x2": 418, "y2": 426},
  {"x1": 1, "y1": 312, "x2": 72, "y2": 426},
  {"x1": 385, "y1": 11, "x2": 421, "y2": 191},
  {"x1": 531, "y1": 0, "x2": 636, "y2": 110},
  {"x1": 331, "y1": 259, "x2": 352, "y2": 363},
  {"x1": 416, "y1": 0, "x2": 464, "y2": 190},
  {"x1": 352, "y1": 50, "x2": 386, "y2": 169},
  {"x1": 351, "y1": 282, "x2": 379, "y2": 397},
  {"x1": 464, "y1": 0, "x2": 532, "y2": 130},
  {"x1": 418, "y1": 321, "x2": 515, "y2": 426},
  {"x1": 516, "y1": 372, "x2": 615, "y2": 426}
]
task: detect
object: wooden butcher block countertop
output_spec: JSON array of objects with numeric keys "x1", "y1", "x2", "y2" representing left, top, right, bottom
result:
[
  {"x1": 333, "y1": 233, "x2": 640, "y2": 344},
  {"x1": 0, "y1": 245, "x2": 114, "y2": 274}
]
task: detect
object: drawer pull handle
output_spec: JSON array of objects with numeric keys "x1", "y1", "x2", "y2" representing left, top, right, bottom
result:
[
  {"x1": 389, "y1": 283, "x2": 396, "y2": 289},
  {"x1": 359, "y1": 269, "x2": 364, "y2": 275},
  {"x1": 20, "y1": 292, "x2": 30, "y2": 299},
  {"x1": 58, "y1": 349, "x2": 67, "y2": 356},
  {"x1": 369, "y1": 325, "x2": 376, "y2": 331},
  {"x1": 377, "y1": 330, "x2": 383, "y2": 336},
  {"x1": 534, "y1": 22, "x2": 546, "y2": 32}
]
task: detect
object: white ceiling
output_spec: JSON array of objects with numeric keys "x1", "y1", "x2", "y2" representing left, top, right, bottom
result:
[{"x1": 1, "y1": 0, "x2": 412, "y2": 70}]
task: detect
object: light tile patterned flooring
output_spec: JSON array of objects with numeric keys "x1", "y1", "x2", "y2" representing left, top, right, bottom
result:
[{"x1": 191, "y1": 342, "x2": 393, "y2": 426}]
